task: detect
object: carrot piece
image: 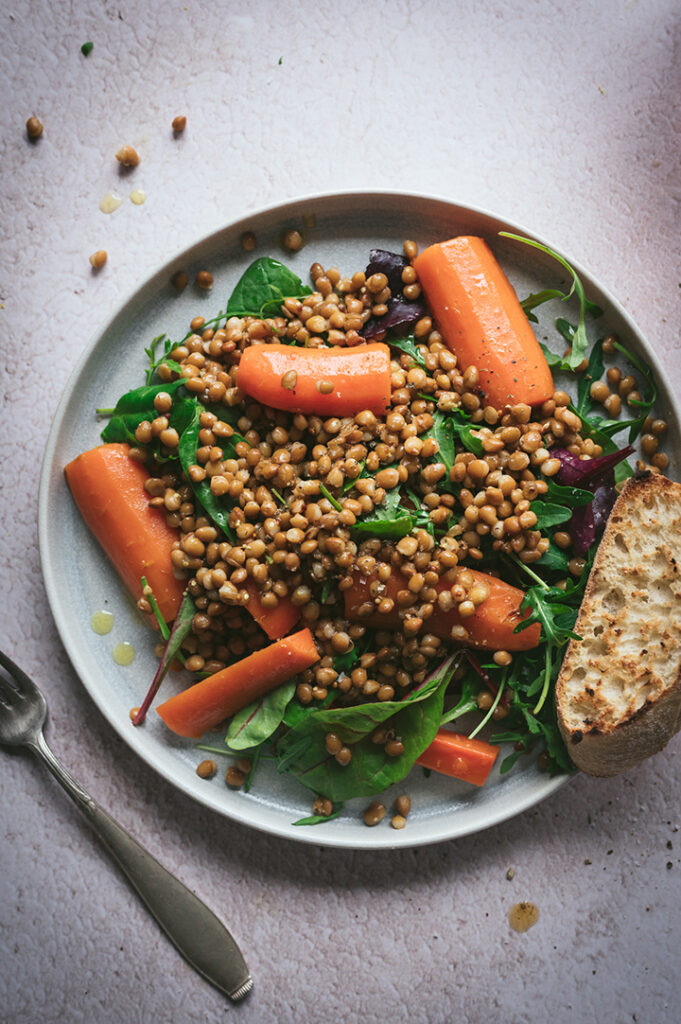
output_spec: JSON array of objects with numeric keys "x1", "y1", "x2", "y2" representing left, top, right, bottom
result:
[
  {"x1": 243, "y1": 580, "x2": 300, "y2": 640},
  {"x1": 64, "y1": 443, "x2": 185, "y2": 625},
  {"x1": 344, "y1": 567, "x2": 540, "y2": 651},
  {"x1": 156, "y1": 627, "x2": 320, "y2": 738},
  {"x1": 413, "y1": 236, "x2": 554, "y2": 407},
  {"x1": 236, "y1": 342, "x2": 391, "y2": 416},
  {"x1": 417, "y1": 729, "x2": 499, "y2": 786}
]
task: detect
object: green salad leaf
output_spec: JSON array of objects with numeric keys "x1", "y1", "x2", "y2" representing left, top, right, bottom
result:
[
  {"x1": 387, "y1": 335, "x2": 427, "y2": 368},
  {"x1": 225, "y1": 681, "x2": 297, "y2": 751},
  {"x1": 226, "y1": 257, "x2": 312, "y2": 318},
  {"x1": 100, "y1": 379, "x2": 186, "y2": 444},
  {"x1": 501, "y1": 231, "x2": 602, "y2": 370},
  {"x1": 275, "y1": 656, "x2": 456, "y2": 801},
  {"x1": 176, "y1": 401, "x2": 247, "y2": 541}
]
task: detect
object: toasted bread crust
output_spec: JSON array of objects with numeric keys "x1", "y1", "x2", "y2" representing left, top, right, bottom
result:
[{"x1": 555, "y1": 472, "x2": 681, "y2": 776}]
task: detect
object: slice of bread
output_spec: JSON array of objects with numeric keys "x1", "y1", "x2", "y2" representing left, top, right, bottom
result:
[{"x1": 555, "y1": 471, "x2": 681, "y2": 777}]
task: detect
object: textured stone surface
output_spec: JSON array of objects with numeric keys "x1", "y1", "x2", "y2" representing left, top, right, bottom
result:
[{"x1": 1, "y1": 1, "x2": 680, "y2": 1021}]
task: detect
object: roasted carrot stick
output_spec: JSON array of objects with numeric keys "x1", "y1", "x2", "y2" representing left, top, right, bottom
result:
[
  {"x1": 413, "y1": 236, "x2": 554, "y2": 408},
  {"x1": 156, "y1": 627, "x2": 320, "y2": 738},
  {"x1": 417, "y1": 729, "x2": 499, "y2": 786},
  {"x1": 236, "y1": 342, "x2": 391, "y2": 416},
  {"x1": 243, "y1": 580, "x2": 300, "y2": 640},
  {"x1": 65, "y1": 443, "x2": 185, "y2": 625},
  {"x1": 344, "y1": 567, "x2": 540, "y2": 651}
]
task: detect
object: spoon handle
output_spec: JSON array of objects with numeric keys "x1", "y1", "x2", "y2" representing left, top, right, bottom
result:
[{"x1": 30, "y1": 730, "x2": 252, "y2": 1001}]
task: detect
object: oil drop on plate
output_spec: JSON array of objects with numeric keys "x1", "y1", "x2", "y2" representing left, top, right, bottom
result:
[
  {"x1": 90, "y1": 610, "x2": 114, "y2": 635},
  {"x1": 113, "y1": 642, "x2": 136, "y2": 666}
]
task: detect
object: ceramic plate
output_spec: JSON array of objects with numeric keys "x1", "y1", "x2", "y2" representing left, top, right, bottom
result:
[{"x1": 38, "y1": 191, "x2": 678, "y2": 848}]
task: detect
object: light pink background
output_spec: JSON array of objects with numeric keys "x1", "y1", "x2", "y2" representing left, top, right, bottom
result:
[{"x1": 1, "y1": 2, "x2": 680, "y2": 1021}]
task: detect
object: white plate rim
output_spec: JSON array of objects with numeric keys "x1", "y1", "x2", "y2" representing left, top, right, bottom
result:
[{"x1": 38, "y1": 188, "x2": 676, "y2": 849}]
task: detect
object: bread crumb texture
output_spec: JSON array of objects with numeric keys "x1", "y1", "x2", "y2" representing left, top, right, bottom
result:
[{"x1": 556, "y1": 474, "x2": 681, "y2": 776}]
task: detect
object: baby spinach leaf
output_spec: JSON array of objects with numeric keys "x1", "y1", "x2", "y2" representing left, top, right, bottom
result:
[
  {"x1": 387, "y1": 335, "x2": 427, "y2": 368},
  {"x1": 100, "y1": 379, "x2": 186, "y2": 444},
  {"x1": 225, "y1": 681, "x2": 296, "y2": 751},
  {"x1": 530, "y1": 501, "x2": 573, "y2": 529},
  {"x1": 536, "y1": 540, "x2": 570, "y2": 572},
  {"x1": 226, "y1": 257, "x2": 311, "y2": 317},
  {"x1": 282, "y1": 691, "x2": 335, "y2": 731},
  {"x1": 176, "y1": 401, "x2": 246, "y2": 541},
  {"x1": 501, "y1": 231, "x2": 602, "y2": 370},
  {"x1": 276, "y1": 656, "x2": 456, "y2": 801},
  {"x1": 545, "y1": 478, "x2": 594, "y2": 508}
]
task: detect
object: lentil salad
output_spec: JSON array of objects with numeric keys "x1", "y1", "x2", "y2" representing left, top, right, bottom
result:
[{"x1": 81, "y1": 234, "x2": 667, "y2": 826}]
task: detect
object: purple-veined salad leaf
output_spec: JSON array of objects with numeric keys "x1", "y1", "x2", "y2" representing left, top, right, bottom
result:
[
  {"x1": 225, "y1": 680, "x2": 296, "y2": 751},
  {"x1": 362, "y1": 296, "x2": 427, "y2": 341},
  {"x1": 552, "y1": 446, "x2": 633, "y2": 556},
  {"x1": 552, "y1": 445, "x2": 635, "y2": 489},
  {"x1": 569, "y1": 483, "x2": 617, "y2": 556},
  {"x1": 366, "y1": 248, "x2": 410, "y2": 293},
  {"x1": 132, "y1": 590, "x2": 196, "y2": 725}
]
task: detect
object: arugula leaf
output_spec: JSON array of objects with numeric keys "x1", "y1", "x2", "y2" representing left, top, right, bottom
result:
[
  {"x1": 515, "y1": 585, "x2": 580, "y2": 647},
  {"x1": 132, "y1": 591, "x2": 196, "y2": 725},
  {"x1": 276, "y1": 656, "x2": 456, "y2": 801},
  {"x1": 292, "y1": 804, "x2": 344, "y2": 826},
  {"x1": 100, "y1": 379, "x2": 186, "y2": 444},
  {"x1": 424, "y1": 408, "x2": 485, "y2": 462},
  {"x1": 387, "y1": 335, "x2": 427, "y2": 368},
  {"x1": 351, "y1": 485, "x2": 414, "y2": 540},
  {"x1": 501, "y1": 231, "x2": 602, "y2": 370},
  {"x1": 333, "y1": 645, "x2": 360, "y2": 676},
  {"x1": 575, "y1": 338, "x2": 605, "y2": 419},
  {"x1": 538, "y1": 341, "x2": 564, "y2": 368},
  {"x1": 226, "y1": 257, "x2": 312, "y2": 317},
  {"x1": 225, "y1": 681, "x2": 296, "y2": 751},
  {"x1": 612, "y1": 337, "x2": 657, "y2": 443},
  {"x1": 440, "y1": 675, "x2": 479, "y2": 725}
]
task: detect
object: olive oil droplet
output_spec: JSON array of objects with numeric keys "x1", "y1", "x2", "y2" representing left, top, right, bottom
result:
[
  {"x1": 99, "y1": 191, "x2": 123, "y2": 214},
  {"x1": 113, "y1": 642, "x2": 136, "y2": 666},
  {"x1": 91, "y1": 610, "x2": 114, "y2": 635},
  {"x1": 508, "y1": 901, "x2": 539, "y2": 933}
]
